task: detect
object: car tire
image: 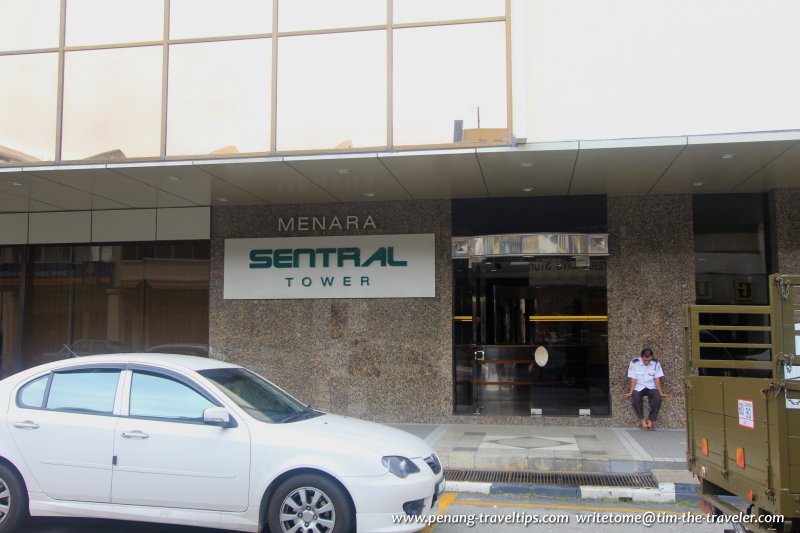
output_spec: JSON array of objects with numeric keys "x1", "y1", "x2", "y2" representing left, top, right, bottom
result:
[
  {"x1": 0, "y1": 464, "x2": 28, "y2": 533},
  {"x1": 267, "y1": 473, "x2": 353, "y2": 533}
]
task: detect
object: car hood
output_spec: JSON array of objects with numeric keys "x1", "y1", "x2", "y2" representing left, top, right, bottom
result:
[{"x1": 294, "y1": 413, "x2": 434, "y2": 459}]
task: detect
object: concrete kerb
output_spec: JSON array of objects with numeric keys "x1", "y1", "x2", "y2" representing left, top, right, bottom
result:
[{"x1": 445, "y1": 481, "x2": 700, "y2": 503}]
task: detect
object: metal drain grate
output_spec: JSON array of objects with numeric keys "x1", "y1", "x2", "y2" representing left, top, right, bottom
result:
[{"x1": 443, "y1": 469, "x2": 657, "y2": 488}]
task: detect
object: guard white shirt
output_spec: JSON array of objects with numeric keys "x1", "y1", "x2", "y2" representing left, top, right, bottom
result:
[{"x1": 627, "y1": 358, "x2": 664, "y2": 391}]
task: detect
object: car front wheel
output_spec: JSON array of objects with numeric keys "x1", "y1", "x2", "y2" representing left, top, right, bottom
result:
[
  {"x1": 0, "y1": 464, "x2": 28, "y2": 533},
  {"x1": 268, "y1": 473, "x2": 353, "y2": 533}
]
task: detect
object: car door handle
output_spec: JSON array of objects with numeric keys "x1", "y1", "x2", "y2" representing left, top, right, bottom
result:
[
  {"x1": 13, "y1": 421, "x2": 39, "y2": 430},
  {"x1": 121, "y1": 430, "x2": 149, "y2": 440}
]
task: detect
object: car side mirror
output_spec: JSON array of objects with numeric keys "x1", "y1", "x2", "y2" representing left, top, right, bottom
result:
[{"x1": 203, "y1": 406, "x2": 236, "y2": 428}]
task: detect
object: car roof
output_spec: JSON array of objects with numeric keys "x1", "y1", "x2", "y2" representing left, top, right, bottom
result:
[{"x1": 36, "y1": 353, "x2": 241, "y2": 373}]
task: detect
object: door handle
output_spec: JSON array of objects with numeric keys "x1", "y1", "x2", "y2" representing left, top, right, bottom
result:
[
  {"x1": 13, "y1": 421, "x2": 39, "y2": 430},
  {"x1": 121, "y1": 430, "x2": 149, "y2": 440}
]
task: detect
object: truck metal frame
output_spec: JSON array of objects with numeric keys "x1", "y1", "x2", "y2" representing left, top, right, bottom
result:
[{"x1": 685, "y1": 274, "x2": 800, "y2": 532}]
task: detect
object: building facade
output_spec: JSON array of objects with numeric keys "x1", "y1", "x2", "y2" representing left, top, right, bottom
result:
[{"x1": 1, "y1": 0, "x2": 799, "y2": 429}]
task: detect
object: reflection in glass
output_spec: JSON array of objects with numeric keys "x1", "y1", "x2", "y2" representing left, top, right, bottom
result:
[
  {"x1": 393, "y1": 22, "x2": 506, "y2": 146},
  {"x1": 21, "y1": 243, "x2": 209, "y2": 371},
  {"x1": 167, "y1": 39, "x2": 271, "y2": 157},
  {"x1": 170, "y1": 0, "x2": 273, "y2": 40},
  {"x1": 0, "y1": 53, "x2": 58, "y2": 164},
  {"x1": 0, "y1": 247, "x2": 24, "y2": 378},
  {"x1": 62, "y1": 47, "x2": 162, "y2": 161},
  {"x1": 277, "y1": 31, "x2": 386, "y2": 151},
  {"x1": 0, "y1": 0, "x2": 60, "y2": 52},
  {"x1": 278, "y1": 0, "x2": 385, "y2": 32},
  {"x1": 693, "y1": 194, "x2": 770, "y2": 305},
  {"x1": 394, "y1": 0, "x2": 504, "y2": 24},
  {"x1": 65, "y1": 0, "x2": 163, "y2": 46},
  {"x1": 453, "y1": 256, "x2": 609, "y2": 417}
]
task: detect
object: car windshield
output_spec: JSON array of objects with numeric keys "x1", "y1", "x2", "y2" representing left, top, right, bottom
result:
[{"x1": 199, "y1": 367, "x2": 314, "y2": 424}]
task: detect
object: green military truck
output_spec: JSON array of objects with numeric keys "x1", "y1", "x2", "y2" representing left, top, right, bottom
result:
[{"x1": 685, "y1": 274, "x2": 800, "y2": 532}]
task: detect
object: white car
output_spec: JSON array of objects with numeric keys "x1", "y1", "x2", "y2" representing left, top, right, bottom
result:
[{"x1": 0, "y1": 354, "x2": 444, "y2": 532}]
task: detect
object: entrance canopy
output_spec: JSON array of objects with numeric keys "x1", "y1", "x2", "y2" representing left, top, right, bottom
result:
[{"x1": 1, "y1": 130, "x2": 799, "y2": 212}]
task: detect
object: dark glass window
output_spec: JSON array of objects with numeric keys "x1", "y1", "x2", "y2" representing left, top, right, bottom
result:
[
  {"x1": 453, "y1": 256, "x2": 609, "y2": 417},
  {"x1": 452, "y1": 196, "x2": 607, "y2": 236},
  {"x1": 0, "y1": 246, "x2": 24, "y2": 377},
  {"x1": 693, "y1": 194, "x2": 771, "y2": 305},
  {"x1": 17, "y1": 241, "x2": 209, "y2": 372}
]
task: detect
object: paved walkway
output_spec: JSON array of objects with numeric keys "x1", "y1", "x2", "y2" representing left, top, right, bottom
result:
[{"x1": 392, "y1": 423, "x2": 699, "y2": 502}]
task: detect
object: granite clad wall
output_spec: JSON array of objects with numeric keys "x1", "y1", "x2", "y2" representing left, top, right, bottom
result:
[
  {"x1": 772, "y1": 189, "x2": 800, "y2": 274},
  {"x1": 607, "y1": 195, "x2": 695, "y2": 429},
  {"x1": 211, "y1": 196, "x2": 697, "y2": 427},
  {"x1": 210, "y1": 201, "x2": 452, "y2": 423}
]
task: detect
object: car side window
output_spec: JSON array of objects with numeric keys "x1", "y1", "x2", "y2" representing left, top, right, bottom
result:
[
  {"x1": 18, "y1": 375, "x2": 49, "y2": 408},
  {"x1": 46, "y1": 369, "x2": 121, "y2": 414},
  {"x1": 128, "y1": 371, "x2": 216, "y2": 422}
]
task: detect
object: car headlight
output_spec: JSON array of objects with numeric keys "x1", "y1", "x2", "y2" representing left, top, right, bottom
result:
[{"x1": 382, "y1": 456, "x2": 420, "y2": 478}]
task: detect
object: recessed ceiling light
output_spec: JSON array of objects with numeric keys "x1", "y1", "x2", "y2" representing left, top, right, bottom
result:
[
  {"x1": 167, "y1": 175, "x2": 181, "y2": 182},
  {"x1": 520, "y1": 162, "x2": 534, "y2": 168},
  {"x1": 522, "y1": 187, "x2": 535, "y2": 192},
  {"x1": 217, "y1": 197, "x2": 229, "y2": 202},
  {"x1": 720, "y1": 154, "x2": 736, "y2": 159},
  {"x1": 364, "y1": 192, "x2": 375, "y2": 197},
  {"x1": 337, "y1": 168, "x2": 350, "y2": 174},
  {"x1": 8, "y1": 181, "x2": 23, "y2": 186},
  {"x1": 692, "y1": 181, "x2": 705, "y2": 187}
]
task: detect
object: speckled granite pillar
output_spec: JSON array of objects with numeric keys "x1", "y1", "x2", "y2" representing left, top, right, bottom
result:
[
  {"x1": 607, "y1": 195, "x2": 695, "y2": 429},
  {"x1": 209, "y1": 201, "x2": 452, "y2": 423},
  {"x1": 771, "y1": 189, "x2": 800, "y2": 274}
]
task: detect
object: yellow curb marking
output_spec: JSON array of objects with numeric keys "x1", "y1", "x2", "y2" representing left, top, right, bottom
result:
[
  {"x1": 421, "y1": 492, "x2": 458, "y2": 532},
  {"x1": 422, "y1": 491, "x2": 701, "y2": 531}
]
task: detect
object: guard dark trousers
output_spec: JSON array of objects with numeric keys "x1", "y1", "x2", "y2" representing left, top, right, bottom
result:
[{"x1": 631, "y1": 388, "x2": 661, "y2": 421}]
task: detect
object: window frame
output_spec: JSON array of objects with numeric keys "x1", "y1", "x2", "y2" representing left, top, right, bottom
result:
[{"x1": 1, "y1": 1, "x2": 510, "y2": 164}]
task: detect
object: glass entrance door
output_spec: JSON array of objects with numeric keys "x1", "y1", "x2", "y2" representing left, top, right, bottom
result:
[{"x1": 453, "y1": 256, "x2": 609, "y2": 416}]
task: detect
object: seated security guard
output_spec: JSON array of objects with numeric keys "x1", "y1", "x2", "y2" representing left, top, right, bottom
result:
[{"x1": 624, "y1": 348, "x2": 670, "y2": 430}]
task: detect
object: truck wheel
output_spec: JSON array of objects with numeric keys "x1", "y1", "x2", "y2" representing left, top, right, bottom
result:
[
  {"x1": 268, "y1": 473, "x2": 353, "y2": 533},
  {"x1": 0, "y1": 464, "x2": 28, "y2": 533}
]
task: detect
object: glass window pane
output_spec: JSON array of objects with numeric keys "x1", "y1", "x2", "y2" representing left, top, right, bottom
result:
[
  {"x1": 0, "y1": 246, "x2": 24, "y2": 377},
  {"x1": 394, "y1": 0, "x2": 504, "y2": 24},
  {"x1": 0, "y1": 53, "x2": 58, "y2": 164},
  {"x1": 394, "y1": 22, "x2": 506, "y2": 146},
  {"x1": 170, "y1": 0, "x2": 272, "y2": 40},
  {"x1": 278, "y1": 0, "x2": 385, "y2": 32},
  {"x1": 0, "y1": 0, "x2": 60, "y2": 52},
  {"x1": 66, "y1": 0, "x2": 163, "y2": 47},
  {"x1": 24, "y1": 245, "x2": 74, "y2": 369},
  {"x1": 200, "y1": 368, "x2": 306, "y2": 423},
  {"x1": 47, "y1": 369, "x2": 121, "y2": 414},
  {"x1": 129, "y1": 371, "x2": 215, "y2": 421},
  {"x1": 277, "y1": 31, "x2": 386, "y2": 151},
  {"x1": 143, "y1": 245, "x2": 210, "y2": 349},
  {"x1": 694, "y1": 194, "x2": 770, "y2": 305},
  {"x1": 19, "y1": 375, "x2": 48, "y2": 408},
  {"x1": 21, "y1": 243, "x2": 209, "y2": 371},
  {"x1": 62, "y1": 47, "x2": 162, "y2": 161},
  {"x1": 167, "y1": 39, "x2": 271, "y2": 157}
]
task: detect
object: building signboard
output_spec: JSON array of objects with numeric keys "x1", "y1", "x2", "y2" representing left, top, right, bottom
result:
[{"x1": 224, "y1": 234, "x2": 435, "y2": 299}]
